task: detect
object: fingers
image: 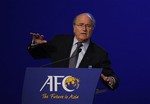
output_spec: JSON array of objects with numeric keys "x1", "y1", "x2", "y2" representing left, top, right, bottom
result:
[
  {"x1": 35, "y1": 39, "x2": 47, "y2": 44},
  {"x1": 101, "y1": 74, "x2": 108, "y2": 81},
  {"x1": 40, "y1": 35, "x2": 44, "y2": 40},
  {"x1": 101, "y1": 74, "x2": 114, "y2": 86},
  {"x1": 30, "y1": 32, "x2": 47, "y2": 44},
  {"x1": 30, "y1": 32, "x2": 43, "y2": 39}
]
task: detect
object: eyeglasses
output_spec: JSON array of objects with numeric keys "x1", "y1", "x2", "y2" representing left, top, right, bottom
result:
[{"x1": 75, "y1": 23, "x2": 93, "y2": 29}]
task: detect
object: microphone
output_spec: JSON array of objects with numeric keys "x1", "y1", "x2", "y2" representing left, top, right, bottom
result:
[{"x1": 40, "y1": 48, "x2": 82, "y2": 67}]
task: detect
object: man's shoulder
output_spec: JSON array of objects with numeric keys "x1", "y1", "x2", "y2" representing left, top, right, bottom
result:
[{"x1": 90, "y1": 41, "x2": 108, "y2": 54}]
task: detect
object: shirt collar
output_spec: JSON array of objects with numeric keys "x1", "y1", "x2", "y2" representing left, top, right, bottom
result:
[{"x1": 73, "y1": 36, "x2": 90, "y2": 50}]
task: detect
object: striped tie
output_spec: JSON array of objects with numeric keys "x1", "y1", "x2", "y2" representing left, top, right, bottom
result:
[{"x1": 69, "y1": 42, "x2": 82, "y2": 68}]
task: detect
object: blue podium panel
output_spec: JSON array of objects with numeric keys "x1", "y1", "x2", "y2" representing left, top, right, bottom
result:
[{"x1": 22, "y1": 68, "x2": 102, "y2": 104}]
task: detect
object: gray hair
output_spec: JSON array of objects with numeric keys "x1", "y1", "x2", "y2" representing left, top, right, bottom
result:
[{"x1": 73, "y1": 13, "x2": 96, "y2": 27}]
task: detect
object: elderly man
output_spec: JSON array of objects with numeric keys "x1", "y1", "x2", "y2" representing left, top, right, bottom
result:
[{"x1": 28, "y1": 13, "x2": 119, "y2": 90}]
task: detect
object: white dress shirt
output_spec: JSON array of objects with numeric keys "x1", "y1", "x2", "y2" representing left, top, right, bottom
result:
[{"x1": 70, "y1": 37, "x2": 90, "y2": 68}]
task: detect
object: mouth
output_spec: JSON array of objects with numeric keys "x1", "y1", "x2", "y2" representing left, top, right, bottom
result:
[{"x1": 81, "y1": 33, "x2": 87, "y2": 35}]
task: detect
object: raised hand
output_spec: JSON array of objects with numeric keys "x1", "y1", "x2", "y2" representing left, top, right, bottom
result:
[{"x1": 30, "y1": 32, "x2": 47, "y2": 44}]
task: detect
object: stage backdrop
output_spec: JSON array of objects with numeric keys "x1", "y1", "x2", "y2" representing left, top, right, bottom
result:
[{"x1": 1, "y1": 0, "x2": 150, "y2": 104}]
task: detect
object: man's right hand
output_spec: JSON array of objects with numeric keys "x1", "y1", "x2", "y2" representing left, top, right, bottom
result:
[{"x1": 30, "y1": 32, "x2": 47, "y2": 44}]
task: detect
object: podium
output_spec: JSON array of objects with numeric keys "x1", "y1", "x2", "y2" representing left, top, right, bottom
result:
[{"x1": 22, "y1": 67, "x2": 102, "y2": 104}]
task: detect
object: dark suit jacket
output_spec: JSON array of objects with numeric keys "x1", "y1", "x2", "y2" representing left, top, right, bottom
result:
[{"x1": 28, "y1": 34, "x2": 119, "y2": 89}]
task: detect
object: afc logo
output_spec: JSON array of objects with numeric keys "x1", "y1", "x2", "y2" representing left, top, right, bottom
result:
[{"x1": 40, "y1": 76, "x2": 80, "y2": 92}]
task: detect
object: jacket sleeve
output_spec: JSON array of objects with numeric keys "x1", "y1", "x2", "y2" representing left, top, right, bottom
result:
[
  {"x1": 100, "y1": 51, "x2": 119, "y2": 90},
  {"x1": 28, "y1": 37, "x2": 58, "y2": 59}
]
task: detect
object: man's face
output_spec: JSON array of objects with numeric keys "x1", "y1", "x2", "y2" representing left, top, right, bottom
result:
[{"x1": 73, "y1": 14, "x2": 94, "y2": 42}]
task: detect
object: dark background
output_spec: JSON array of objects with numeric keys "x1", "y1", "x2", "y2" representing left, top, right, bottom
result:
[{"x1": 1, "y1": 0, "x2": 150, "y2": 104}]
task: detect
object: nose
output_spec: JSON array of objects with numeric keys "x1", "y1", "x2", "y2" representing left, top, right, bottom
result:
[{"x1": 82, "y1": 25, "x2": 87, "y2": 31}]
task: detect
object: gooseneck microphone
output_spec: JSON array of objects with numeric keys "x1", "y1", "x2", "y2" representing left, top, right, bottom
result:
[{"x1": 40, "y1": 48, "x2": 82, "y2": 67}]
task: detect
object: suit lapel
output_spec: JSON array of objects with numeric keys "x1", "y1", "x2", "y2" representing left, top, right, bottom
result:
[{"x1": 79, "y1": 42, "x2": 94, "y2": 68}]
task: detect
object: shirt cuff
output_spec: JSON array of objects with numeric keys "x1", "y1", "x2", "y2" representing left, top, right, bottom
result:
[{"x1": 31, "y1": 40, "x2": 38, "y2": 46}]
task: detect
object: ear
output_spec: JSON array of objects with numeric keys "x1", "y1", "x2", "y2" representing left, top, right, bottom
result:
[
  {"x1": 92, "y1": 26, "x2": 95, "y2": 30},
  {"x1": 73, "y1": 25, "x2": 76, "y2": 32}
]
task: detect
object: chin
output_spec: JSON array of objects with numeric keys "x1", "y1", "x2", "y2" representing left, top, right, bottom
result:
[
  {"x1": 77, "y1": 35, "x2": 88, "y2": 41},
  {"x1": 80, "y1": 38, "x2": 88, "y2": 42}
]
